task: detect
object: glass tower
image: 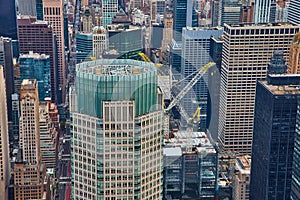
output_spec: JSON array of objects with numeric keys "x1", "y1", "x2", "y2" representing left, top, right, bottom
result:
[
  {"x1": 70, "y1": 59, "x2": 164, "y2": 199},
  {"x1": 0, "y1": 0, "x2": 17, "y2": 40},
  {"x1": 251, "y1": 75, "x2": 300, "y2": 200},
  {"x1": 19, "y1": 52, "x2": 51, "y2": 101}
]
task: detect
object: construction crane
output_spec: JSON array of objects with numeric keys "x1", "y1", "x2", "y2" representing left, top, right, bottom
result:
[
  {"x1": 190, "y1": 106, "x2": 205, "y2": 124},
  {"x1": 162, "y1": 62, "x2": 215, "y2": 135},
  {"x1": 165, "y1": 62, "x2": 215, "y2": 114},
  {"x1": 138, "y1": 52, "x2": 163, "y2": 67}
]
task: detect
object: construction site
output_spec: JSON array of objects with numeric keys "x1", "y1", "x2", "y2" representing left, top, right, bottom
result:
[{"x1": 138, "y1": 52, "x2": 237, "y2": 200}]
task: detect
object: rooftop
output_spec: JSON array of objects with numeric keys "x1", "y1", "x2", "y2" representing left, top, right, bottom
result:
[
  {"x1": 19, "y1": 51, "x2": 50, "y2": 59},
  {"x1": 260, "y1": 80, "x2": 300, "y2": 95},
  {"x1": 165, "y1": 131, "x2": 216, "y2": 154},
  {"x1": 76, "y1": 59, "x2": 156, "y2": 76},
  {"x1": 225, "y1": 22, "x2": 297, "y2": 29},
  {"x1": 235, "y1": 155, "x2": 251, "y2": 174}
]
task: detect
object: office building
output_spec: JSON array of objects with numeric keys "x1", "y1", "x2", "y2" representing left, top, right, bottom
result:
[
  {"x1": 212, "y1": 0, "x2": 222, "y2": 27},
  {"x1": 43, "y1": 0, "x2": 66, "y2": 103},
  {"x1": 70, "y1": 59, "x2": 163, "y2": 199},
  {"x1": 0, "y1": 0, "x2": 18, "y2": 40},
  {"x1": 288, "y1": 32, "x2": 300, "y2": 74},
  {"x1": 250, "y1": 74, "x2": 300, "y2": 200},
  {"x1": 150, "y1": 0, "x2": 165, "y2": 21},
  {"x1": 36, "y1": 0, "x2": 43, "y2": 20},
  {"x1": 163, "y1": 132, "x2": 217, "y2": 199},
  {"x1": 83, "y1": 8, "x2": 93, "y2": 33},
  {"x1": 0, "y1": 66, "x2": 11, "y2": 200},
  {"x1": 92, "y1": 27, "x2": 108, "y2": 59},
  {"x1": 254, "y1": 0, "x2": 272, "y2": 23},
  {"x1": 76, "y1": 33, "x2": 93, "y2": 63},
  {"x1": 19, "y1": 52, "x2": 51, "y2": 101},
  {"x1": 150, "y1": 23, "x2": 163, "y2": 50},
  {"x1": 287, "y1": 0, "x2": 300, "y2": 25},
  {"x1": 11, "y1": 93, "x2": 20, "y2": 142},
  {"x1": 19, "y1": 79, "x2": 41, "y2": 165},
  {"x1": 17, "y1": 15, "x2": 57, "y2": 102},
  {"x1": 291, "y1": 85, "x2": 300, "y2": 200},
  {"x1": 221, "y1": 0, "x2": 243, "y2": 25},
  {"x1": 18, "y1": 0, "x2": 37, "y2": 16},
  {"x1": 39, "y1": 102, "x2": 58, "y2": 170},
  {"x1": 233, "y1": 155, "x2": 251, "y2": 200},
  {"x1": 173, "y1": 0, "x2": 197, "y2": 42},
  {"x1": 162, "y1": 12, "x2": 173, "y2": 52},
  {"x1": 15, "y1": 79, "x2": 48, "y2": 200},
  {"x1": 181, "y1": 27, "x2": 222, "y2": 129},
  {"x1": 0, "y1": 37, "x2": 15, "y2": 122},
  {"x1": 240, "y1": 2, "x2": 255, "y2": 23},
  {"x1": 108, "y1": 25, "x2": 142, "y2": 59},
  {"x1": 218, "y1": 23, "x2": 300, "y2": 154},
  {"x1": 102, "y1": 0, "x2": 118, "y2": 28}
]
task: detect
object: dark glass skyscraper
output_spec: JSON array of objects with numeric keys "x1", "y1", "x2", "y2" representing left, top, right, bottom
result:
[
  {"x1": 0, "y1": 0, "x2": 18, "y2": 40},
  {"x1": 173, "y1": 0, "x2": 198, "y2": 42},
  {"x1": 250, "y1": 75, "x2": 300, "y2": 200}
]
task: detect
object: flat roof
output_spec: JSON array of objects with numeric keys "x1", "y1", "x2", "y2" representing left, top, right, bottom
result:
[
  {"x1": 163, "y1": 147, "x2": 182, "y2": 156},
  {"x1": 76, "y1": 59, "x2": 156, "y2": 76},
  {"x1": 260, "y1": 81, "x2": 300, "y2": 95}
]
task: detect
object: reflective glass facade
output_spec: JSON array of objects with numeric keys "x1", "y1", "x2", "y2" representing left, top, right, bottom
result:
[
  {"x1": 251, "y1": 80, "x2": 299, "y2": 200},
  {"x1": 19, "y1": 54, "x2": 51, "y2": 101},
  {"x1": 76, "y1": 59, "x2": 157, "y2": 118},
  {"x1": 0, "y1": 0, "x2": 17, "y2": 40}
]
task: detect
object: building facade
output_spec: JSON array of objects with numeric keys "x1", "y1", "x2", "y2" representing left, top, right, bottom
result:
[
  {"x1": 18, "y1": 0, "x2": 37, "y2": 16},
  {"x1": 15, "y1": 79, "x2": 47, "y2": 200},
  {"x1": 0, "y1": 66, "x2": 11, "y2": 200},
  {"x1": 221, "y1": 0, "x2": 242, "y2": 25},
  {"x1": 17, "y1": 15, "x2": 56, "y2": 102},
  {"x1": 39, "y1": 102, "x2": 58, "y2": 170},
  {"x1": 287, "y1": 0, "x2": 300, "y2": 25},
  {"x1": 43, "y1": 0, "x2": 66, "y2": 103},
  {"x1": 250, "y1": 75, "x2": 300, "y2": 200},
  {"x1": 254, "y1": 0, "x2": 272, "y2": 23},
  {"x1": 19, "y1": 52, "x2": 51, "y2": 101},
  {"x1": 0, "y1": 0, "x2": 18, "y2": 40},
  {"x1": 92, "y1": 27, "x2": 108, "y2": 59},
  {"x1": 0, "y1": 37, "x2": 14, "y2": 122},
  {"x1": 181, "y1": 27, "x2": 222, "y2": 129},
  {"x1": 233, "y1": 155, "x2": 251, "y2": 200},
  {"x1": 70, "y1": 59, "x2": 163, "y2": 199},
  {"x1": 75, "y1": 33, "x2": 93, "y2": 63},
  {"x1": 218, "y1": 23, "x2": 300, "y2": 154},
  {"x1": 288, "y1": 32, "x2": 300, "y2": 74},
  {"x1": 102, "y1": 0, "x2": 118, "y2": 28},
  {"x1": 108, "y1": 25, "x2": 142, "y2": 59},
  {"x1": 291, "y1": 84, "x2": 300, "y2": 200}
]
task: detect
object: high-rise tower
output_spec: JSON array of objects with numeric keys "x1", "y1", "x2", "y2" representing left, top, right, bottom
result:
[
  {"x1": 0, "y1": 0, "x2": 18, "y2": 40},
  {"x1": 19, "y1": 79, "x2": 41, "y2": 165},
  {"x1": 288, "y1": 32, "x2": 300, "y2": 74},
  {"x1": 0, "y1": 65, "x2": 11, "y2": 200},
  {"x1": 102, "y1": 0, "x2": 118, "y2": 28},
  {"x1": 43, "y1": 0, "x2": 66, "y2": 103},
  {"x1": 251, "y1": 75, "x2": 300, "y2": 200},
  {"x1": 254, "y1": 0, "x2": 272, "y2": 23},
  {"x1": 218, "y1": 23, "x2": 300, "y2": 154},
  {"x1": 287, "y1": 0, "x2": 300, "y2": 25},
  {"x1": 18, "y1": 15, "x2": 57, "y2": 102},
  {"x1": 14, "y1": 79, "x2": 48, "y2": 200},
  {"x1": 70, "y1": 59, "x2": 163, "y2": 199},
  {"x1": 0, "y1": 37, "x2": 15, "y2": 122},
  {"x1": 181, "y1": 27, "x2": 222, "y2": 129}
]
